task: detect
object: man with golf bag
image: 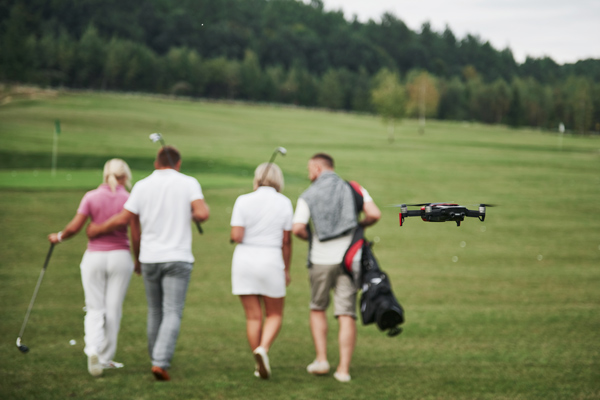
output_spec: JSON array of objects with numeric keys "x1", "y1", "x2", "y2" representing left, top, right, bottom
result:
[
  {"x1": 292, "y1": 153, "x2": 381, "y2": 383},
  {"x1": 87, "y1": 146, "x2": 210, "y2": 381}
]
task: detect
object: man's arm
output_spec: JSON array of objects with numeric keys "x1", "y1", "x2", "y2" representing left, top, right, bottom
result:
[
  {"x1": 130, "y1": 213, "x2": 141, "y2": 275},
  {"x1": 87, "y1": 208, "x2": 134, "y2": 239},
  {"x1": 359, "y1": 201, "x2": 381, "y2": 227},
  {"x1": 192, "y1": 199, "x2": 210, "y2": 223},
  {"x1": 292, "y1": 198, "x2": 310, "y2": 240},
  {"x1": 292, "y1": 223, "x2": 309, "y2": 240}
]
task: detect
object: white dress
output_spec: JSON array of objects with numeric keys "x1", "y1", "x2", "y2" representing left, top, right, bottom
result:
[{"x1": 230, "y1": 187, "x2": 293, "y2": 298}]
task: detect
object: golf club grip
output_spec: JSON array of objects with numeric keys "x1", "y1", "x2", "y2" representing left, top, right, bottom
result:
[
  {"x1": 196, "y1": 221, "x2": 203, "y2": 234},
  {"x1": 43, "y1": 243, "x2": 55, "y2": 270}
]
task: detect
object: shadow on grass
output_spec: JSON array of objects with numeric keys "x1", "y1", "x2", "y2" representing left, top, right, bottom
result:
[{"x1": 0, "y1": 150, "x2": 255, "y2": 175}]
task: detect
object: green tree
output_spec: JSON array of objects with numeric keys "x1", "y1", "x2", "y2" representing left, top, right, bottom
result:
[
  {"x1": 507, "y1": 79, "x2": 525, "y2": 128},
  {"x1": 371, "y1": 69, "x2": 406, "y2": 142},
  {"x1": 490, "y1": 78, "x2": 511, "y2": 124},
  {"x1": 240, "y1": 50, "x2": 263, "y2": 100},
  {"x1": 566, "y1": 76, "x2": 594, "y2": 134},
  {"x1": 56, "y1": 30, "x2": 77, "y2": 86},
  {"x1": 104, "y1": 37, "x2": 133, "y2": 90},
  {"x1": 350, "y1": 67, "x2": 373, "y2": 113},
  {"x1": 406, "y1": 70, "x2": 440, "y2": 133},
  {"x1": 204, "y1": 57, "x2": 230, "y2": 98},
  {"x1": 437, "y1": 77, "x2": 466, "y2": 120},
  {"x1": 0, "y1": 3, "x2": 34, "y2": 81},
  {"x1": 282, "y1": 64, "x2": 317, "y2": 106},
  {"x1": 317, "y1": 69, "x2": 344, "y2": 110},
  {"x1": 77, "y1": 25, "x2": 107, "y2": 88}
]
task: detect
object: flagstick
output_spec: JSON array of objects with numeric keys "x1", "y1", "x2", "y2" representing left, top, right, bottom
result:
[{"x1": 51, "y1": 120, "x2": 60, "y2": 177}]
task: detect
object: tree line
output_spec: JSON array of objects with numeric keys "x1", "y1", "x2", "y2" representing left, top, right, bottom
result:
[{"x1": 1, "y1": 0, "x2": 599, "y2": 132}]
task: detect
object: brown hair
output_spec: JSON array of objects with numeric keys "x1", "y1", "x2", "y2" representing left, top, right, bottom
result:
[
  {"x1": 311, "y1": 153, "x2": 334, "y2": 169},
  {"x1": 156, "y1": 146, "x2": 181, "y2": 168}
]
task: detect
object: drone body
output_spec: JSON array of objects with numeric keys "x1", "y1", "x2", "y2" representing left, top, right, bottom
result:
[{"x1": 397, "y1": 203, "x2": 490, "y2": 227}]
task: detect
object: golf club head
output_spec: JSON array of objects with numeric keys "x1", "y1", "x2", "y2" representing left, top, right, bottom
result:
[
  {"x1": 149, "y1": 133, "x2": 163, "y2": 143},
  {"x1": 16, "y1": 337, "x2": 29, "y2": 354},
  {"x1": 276, "y1": 146, "x2": 287, "y2": 155}
]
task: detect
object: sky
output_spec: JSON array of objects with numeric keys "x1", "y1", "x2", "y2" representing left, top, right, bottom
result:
[{"x1": 317, "y1": 0, "x2": 600, "y2": 65}]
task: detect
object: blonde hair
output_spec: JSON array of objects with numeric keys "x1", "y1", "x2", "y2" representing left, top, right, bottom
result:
[
  {"x1": 254, "y1": 162, "x2": 284, "y2": 192},
  {"x1": 103, "y1": 158, "x2": 132, "y2": 192}
]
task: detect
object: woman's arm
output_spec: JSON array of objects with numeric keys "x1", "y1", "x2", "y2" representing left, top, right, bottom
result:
[
  {"x1": 282, "y1": 230, "x2": 292, "y2": 286},
  {"x1": 48, "y1": 213, "x2": 88, "y2": 244},
  {"x1": 230, "y1": 226, "x2": 245, "y2": 244}
]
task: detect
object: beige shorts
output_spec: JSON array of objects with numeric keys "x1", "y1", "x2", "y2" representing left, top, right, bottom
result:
[{"x1": 309, "y1": 263, "x2": 357, "y2": 319}]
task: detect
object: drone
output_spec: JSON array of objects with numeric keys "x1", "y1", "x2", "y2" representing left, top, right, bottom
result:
[{"x1": 394, "y1": 203, "x2": 494, "y2": 227}]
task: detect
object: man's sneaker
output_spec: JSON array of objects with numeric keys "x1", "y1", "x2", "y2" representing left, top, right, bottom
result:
[
  {"x1": 253, "y1": 346, "x2": 271, "y2": 379},
  {"x1": 306, "y1": 360, "x2": 330, "y2": 375},
  {"x1": 334, "y1": 371, "x2": 351, "y2": 382},
  {"x1": 87, "y1": 354, "x2": 103, "y2": 377},
  {"x1": 151, "y1": 366, "x2": 171, "y2": 381},
  {"x1": 102, "y1": 361, "x2": 124, "y2": 369}
]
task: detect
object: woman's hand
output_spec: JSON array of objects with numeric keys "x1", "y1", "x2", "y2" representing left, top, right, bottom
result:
[
  {"x1": 48, "y1": 232, "x2": 62, "y2": 244},
  {"x1": 285, "y1": 270, "x2": 291, "y2": 286}
]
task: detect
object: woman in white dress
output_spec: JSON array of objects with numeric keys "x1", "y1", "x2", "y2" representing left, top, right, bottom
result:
[{"x1": 230, "y1": 162, "x2": 293, "y2": 379}]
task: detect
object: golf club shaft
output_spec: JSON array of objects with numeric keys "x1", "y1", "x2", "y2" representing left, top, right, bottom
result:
[
  {"x1": 259, "y1": 150, "x2": 281, "y2": 186},
  {"x1": 18, "y1": 243, "x2": 55, "y2": 339},
  {"x1": 160, "y1": 140, "x2": 176, "y2": 169}
]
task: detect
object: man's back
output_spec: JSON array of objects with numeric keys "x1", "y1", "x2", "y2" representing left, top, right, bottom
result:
[{"x1": 125, "y1": 169, "x2": 204, "y2": 263}]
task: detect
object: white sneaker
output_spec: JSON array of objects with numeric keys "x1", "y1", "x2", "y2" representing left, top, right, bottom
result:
[
  {"x1": 102, "y1": 361, "x2": 124, "y2": 369},
  {"x1": 306, "y1": 360, "x2": 330, "y2": 375},
  {"x1": 87, "y1": 354, "x2": 103, "y2": 377},
  {"x1": 253, "y1": 346, "x2": 271, "y2": 379},
  {"x1": 334, "y1": 371, "x2": 351, "y2": 382}
]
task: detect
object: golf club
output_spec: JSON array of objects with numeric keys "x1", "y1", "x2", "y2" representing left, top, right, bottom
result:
[
  {"x1": 229, "y1": 146, "x2": 287, "y2": 245},
  {"x1": 149, "y1": 133, "x2": 203, "y2": 234},
  {"x1": 16, "y1": 243, "x2": 55, "y2": 354},
  {"x1": 259, "y1": 147, "x2": 287, "y2": 186}
]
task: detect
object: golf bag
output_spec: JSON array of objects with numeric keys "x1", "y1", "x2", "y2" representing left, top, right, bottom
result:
[
  {"x1": 341, "y1": 181, "x2": 405, "y2": 337},
  {"x1": 358, "y1": 242, "x2": 404, "y2": 336}
]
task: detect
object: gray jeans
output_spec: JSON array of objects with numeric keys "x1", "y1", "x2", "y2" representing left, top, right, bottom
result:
[{"x1": 142, "y1": 262, "x2": 193, "y2": 369}]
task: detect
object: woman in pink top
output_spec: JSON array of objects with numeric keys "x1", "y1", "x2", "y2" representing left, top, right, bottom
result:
[{"x1": 48, "y1": 159, "x2": 139, "y2": 377}]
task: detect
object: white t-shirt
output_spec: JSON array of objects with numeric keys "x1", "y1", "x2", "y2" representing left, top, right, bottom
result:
[
  {"x1": 124, "y1": 169, "x2": 204, "y2": 263},
  {"x1": 293, "y1": 186, "x2": 373, "y2": 265},
  {"x1": 230, "y1": 186, "x2": 293, "y2": 246}
]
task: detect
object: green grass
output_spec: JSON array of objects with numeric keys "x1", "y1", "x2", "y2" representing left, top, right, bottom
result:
[{"x1": 1, "y1": 92, "x2": 599, "y2": 399}]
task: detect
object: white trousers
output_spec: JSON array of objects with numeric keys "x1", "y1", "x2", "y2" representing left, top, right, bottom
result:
[{"x1": 80, "y1": 250, "x2": 133, "y2": 364}]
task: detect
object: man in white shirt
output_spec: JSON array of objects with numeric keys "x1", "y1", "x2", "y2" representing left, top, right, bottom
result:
[
  {"x1": 87, "y1": 146, "x2": 209, "y2": 381},
  {"x1": 292, "y1": 153, "x2": 380, "y2": 383}
]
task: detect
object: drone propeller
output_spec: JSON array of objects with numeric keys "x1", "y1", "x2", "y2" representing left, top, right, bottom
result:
[
  {"x1": 391, "y1": 202, "x2": 462, "y2": 207},
  {"x1": 473, "y1": 203, "x2": 498, "y2": 207},
  {"x1": 389, "y1": 203, "x2": 429, "y2": 208}
]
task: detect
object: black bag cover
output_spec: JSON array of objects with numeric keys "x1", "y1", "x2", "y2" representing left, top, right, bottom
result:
[{"x1": 359, "y1": 242, "x2": 404, "y2": 337}]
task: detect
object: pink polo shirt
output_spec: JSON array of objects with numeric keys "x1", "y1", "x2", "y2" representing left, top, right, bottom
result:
[{"x1": 77, "y1": 184, "x2": 130, "y2": 252}]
